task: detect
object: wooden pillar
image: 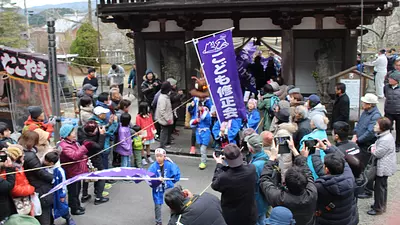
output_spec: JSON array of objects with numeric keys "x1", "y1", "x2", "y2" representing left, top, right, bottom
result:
[
  {"x1": 134, "y1": 32, "x2": 146, "y2": 101},
  {"x1": 343, "y1": 29, "x2": 358, "y2": 70},
  {"x1": 185, "y1": 31, "x2": 198, "y2": 92},
  {"x1": 281, "y1": 29, "x2": 294, "y2": 85}
]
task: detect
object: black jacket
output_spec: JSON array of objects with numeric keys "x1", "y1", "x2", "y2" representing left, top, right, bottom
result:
[
  {"x1": 315, "y1": 163, "x2": 359, "y2": 225},
  {"x1": 260, "y1": 157, "x2": 317, "y2": 225},
  {"x1": 294, "y1": 118, "x2": 312, "y2": 149},
  {"x1": 211, "y1": 163, "x2": 257, "y2": 225},
  {"x1": 77, "y1": 127, "x2": 106, "y2": 170},
  {"x1": 335, "y1": 141, "x2": 361, "y2": 156},
  {"x1": 141, "y1": 78, "x2": 162, "y2": 104},
  {"x1": 332, "y1": 93, "x2": 350, "y2": 124},
  {"x1": 168, "y1": 192, "x2": 227, "y2": 225},
  {"x1": 0, "y1": 167, "x2": 16, "y2": 221},
  {"x1": 384, "y1": 84, "x2": 400, "y2": 115},
  {"x1": 23, "y1": 150, "x2": 54, "y2": 207},
  {"x1": 83, "y1": 76, "x2": 99, "y2": 90}
]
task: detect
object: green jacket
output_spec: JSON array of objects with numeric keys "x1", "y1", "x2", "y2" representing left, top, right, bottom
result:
[{"x1": 257, "y1": 93, "x2": 275, "y2": 131}]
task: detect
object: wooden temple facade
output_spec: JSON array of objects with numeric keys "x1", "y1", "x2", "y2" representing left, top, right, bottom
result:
[{"x1": 98, "y1": 0, "x2": 398, "y2": 94}]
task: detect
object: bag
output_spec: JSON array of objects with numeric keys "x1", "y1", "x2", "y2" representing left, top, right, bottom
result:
[
  {"x1": 365, "y1": 154, "x2": 377, "y2": 184},
  {"x1": 30, "y1": 193, "x2": 42, "y2": 216},
  {"x1": 268, "y1": 95, "x2": 280, "y2": 117},
  {"x1": 12, "y1": 196, "x2": 32, "y2": 215}
]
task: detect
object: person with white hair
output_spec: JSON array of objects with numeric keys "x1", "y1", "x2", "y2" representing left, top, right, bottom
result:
[{"x1": 293, "y1": 105, "x2": 312, "y2": 149}]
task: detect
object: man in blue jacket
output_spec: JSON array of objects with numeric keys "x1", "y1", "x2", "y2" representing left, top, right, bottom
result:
[{"x1": 246, "y1": 133, "x2": 269, "y2": 225}]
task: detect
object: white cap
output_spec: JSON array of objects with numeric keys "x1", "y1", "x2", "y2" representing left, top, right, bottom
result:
[
  {"x1": 93, "y1": 106, "x2": 110, "y2": 115},
  {"x1": 361, "y1": 93, "x2": 379, "y2": 104}
]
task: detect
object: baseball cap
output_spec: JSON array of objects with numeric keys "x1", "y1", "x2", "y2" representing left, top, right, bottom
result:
[
  {"x1": 244, "y1": 133, "x2": 262, "y2": 152},
  {"x1": 223, "y1": 144, "x2": 243, "y2": 168},
  {"x1": 308, "y1": 94, "x2": 320, "y2": 105},
  {"x1": 82, "y1": 83, "x2": 96, "y2": 91},
  {"x1": 93, "y1": 106, "x2": 110, "y2": 115}
]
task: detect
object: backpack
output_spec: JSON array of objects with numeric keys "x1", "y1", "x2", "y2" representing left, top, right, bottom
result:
[{"x1": 268, "y1": 95, "x2": 280, "y2": 117}]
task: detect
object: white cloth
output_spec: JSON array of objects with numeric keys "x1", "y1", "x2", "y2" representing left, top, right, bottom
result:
[
  {"x1": 375, "y1": 71, "x2": 386, "y2": 98},
  {"x1": 371, "y1": 54, "x2": 388, "y2": 73}
]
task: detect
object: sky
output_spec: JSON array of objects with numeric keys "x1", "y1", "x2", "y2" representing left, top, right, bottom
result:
[{"x1": 15, "y1": 0, "x2": 84, "y2": 8}]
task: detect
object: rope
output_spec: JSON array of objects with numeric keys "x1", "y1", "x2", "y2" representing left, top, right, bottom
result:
[{"x1": 3, "y1": 97, "x2": 194, "y2": 176}]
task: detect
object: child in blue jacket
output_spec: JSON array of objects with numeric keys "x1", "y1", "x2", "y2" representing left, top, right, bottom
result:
[
  {"x1": 212, "y1": 118, "x2": 243, "y2": 147},
  {"x1": 148, "y1": 148, "x2": 180, "y2": 225},
  {"x1": 43, "y1": 152, "x2": 76, "y2": 225},
  {"x1": 190, "y1": 102, "x2": 212, "y2": 170},
  {"x1": 246, "y1": 98, "x2": 261, "y2": 132}
]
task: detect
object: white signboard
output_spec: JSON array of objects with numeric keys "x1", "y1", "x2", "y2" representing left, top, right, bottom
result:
[{"x1": 341, "y1": 78, "x2": 360, "y2": 109}]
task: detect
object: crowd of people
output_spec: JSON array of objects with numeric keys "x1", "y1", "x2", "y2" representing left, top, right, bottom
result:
[{"x1": 1, "y1": 49, "x2": 399, "y2": 225}]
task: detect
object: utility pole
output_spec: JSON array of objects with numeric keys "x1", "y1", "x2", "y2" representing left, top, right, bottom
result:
[
  {"x1": 88, "y1": 0, "x2": 92, "y2": 26},
  {"x1": 47, "y1": 18, "x2": 61, "y2": 142},
  {"x1": 24, "y1": 0, "x2": 30, "y2": 40}
]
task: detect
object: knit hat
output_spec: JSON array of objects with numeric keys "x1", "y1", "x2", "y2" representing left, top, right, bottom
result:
[
  {"x1": 6, "y1": 145, "x2": 23, "y2": 161},
  {"x1": 247, "y1": 98, "x2": 257, "y2": 107},
  {"x1": 288, "y1": 87, "x2": 301, "y2": 95},
  {"x1": 265, "y1": 206, "x2": 295, "y2": 225},
  {"x1": 275, "y1": 108, "x2": 290, "y2": 123},
  {"x1": 389, "y1": 70, "x2": 400, "y2": 83},
  {"x1": 311, "y1": 114, "x2": 328, "y2": 130},
  {"x1": 223, "y1": 144, "x2": 243, "y2": 168},
  {"x1": 60, "y1": 124, "x2": 75, "y2": 139},
  {"x1": 145, "y1": 69, "x2": 153, "y2": 76},
  {"x1": 166, "y1": 78, "x2": 177, "y2": 86},
  {"x1": 270, "y1": 81, "x2": 280, "y2": 92},
  {"x1": 28, "y1": 106, "x2": 43, "y2": 120},
  {"x1": 244, "y1": 133, "x2": 262, "y2": 152},
  {"x1": 161, "y1": 81, "x2": 172, "y2": 94},
  {"x1": 308, "y1": 94, "x2": 320, "y2": 105},
  {"x1": 278, "y1": 100, "x2": 290, "y2": 111}
]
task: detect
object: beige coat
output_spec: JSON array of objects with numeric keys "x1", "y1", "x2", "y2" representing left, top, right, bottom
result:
[
  {"x1": 155, "y1": 93, "x2": 173, "y2": 126},
  {"x1": 80, "y1": 105, "x2": 94, "y2": 126}
]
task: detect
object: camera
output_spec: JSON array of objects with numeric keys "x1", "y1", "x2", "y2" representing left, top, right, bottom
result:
[
  {"x1": 274, "y1": 136, "x2": 291, "y2": 154},
  {"x1": 215, "y1": 149, "x2": 224, "y2": 157},
  {"x1": 0, "y1": 150, "x2": 8, "y2": 163}
]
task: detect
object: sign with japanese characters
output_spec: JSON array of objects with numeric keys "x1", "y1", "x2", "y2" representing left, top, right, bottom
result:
[
  {"x1": 195, "y1": 30, "x2": 246, "y2": 122},
  {"x1": 0, "y1": 49, "x2": 49, "y2": 84}
]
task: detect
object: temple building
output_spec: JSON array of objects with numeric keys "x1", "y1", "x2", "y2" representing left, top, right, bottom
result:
[{"x1": 97, "y1": 0, "x2": 398, "y2": 94}]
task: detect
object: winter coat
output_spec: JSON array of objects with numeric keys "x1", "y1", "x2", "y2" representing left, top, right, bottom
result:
[
  {"x1": 95, "y1": 101, "x2": 112, "y2": 122},
  {"x1": 0, "y1": 167, "x2": 17, "y2": 221},
  {"x1": 211, "y1": 163, "x2": 257, "y2": 225},
  {"x1": 151, "y1": 90, "x2": 161, "y2": 111},
  {"x1": 169, "y1": 89, "x2": 184, "y2": 118},
  {"x1": 188, "y1": 97, "x2": 213, "y2": 128},
  {"x1": 23, "y1": 149, "x2": 53, "y2": 207},
  {"x1": 373, "y1": 130, "x2": 397, "y2": 177},
  {"x1": 23, "y1": 116, "x2": 54, "y2": 138},
  {"x1": 83, "y1": 76, "x2": 99, "y2": 91},
  {"x1": 135, "y1": 114, "x2": 156, "y2": 141},
  {"x1": 107, "y1": 65, "x2": 125, "y2": 85},
  {"x1": 246, "y1": 109, "x2": 261, "y2": 132},
  {"x1": 89, "y1": 115, "x2": 118, "y2": 153},
  {"x1": 128, "y1": 69, "x2": 136, "y2": 87},
  {"x1": 384, "y1": 84, "x2": 400, "y2": 115},
  {"x1": 0, "y1": 167, "x2": 34, "y2": 198},
  {"x1": 274, "y1": 85, "x2": 288, "y2": 100},
  {"x1": 148, "y1": 160, "x2": 181, "y2": 205},
  {"x1": 193, "y1": 109, "x2": 212, "y2": 146},
  {"x1": 300, "y1": 129, "x2": 328, "y2": 180},
  {"x1": 294, "y1": 118, "x2": 312, "y2": 150},
  {"x1": 167, "y1": 192, "x2": 227, "y2": 225},
  {"x1": 155, "y1": 93, "x2": 174, "y2": 126},
  {"x1": 332, "y1": 93, "x2": 350, "y2": 124},
  {"x1": 140, "y1": 75, "x2": 162, "y2": 104},
  {"x1": 308, "y1": 103, "x2": 327, "y2": 119},
  {"x1": 115, "y1": 125, "x2": 133, "y2": 156},
  {"x1": 59, "y1": 139, "x2": 88, "y2": 179},
  {"x1": 80, "y1": 105, "x2": 94, "y2": 126},
  {"x1": 274, "y1": 122, "x2": 298, "y2": 182},
  {"x1": 0, "y1": 137, "x2": 16, "y2": 146},
  {"x1": 335, "y1": 140, "x2": 361, "y2": 156},
  {"x1": 260, "y1": 157, "x2": 318, "y2": 225},
  {"x1": 315, "y1": 163, "x2": 359, "y2": 225},
  {"x1": 250, "y1": 151, "x2": 269, "y2": 217},
  {"x1": 257, "y1": 93, "x2": 276, "y2": 130},
  {"x1": 32, "y1": 128, "x2": 50, "y2": 163},
  {"x1": 353, "y1": 106, "x2": 381, "y2": 147},
  {"x1": 77, "y1": 127, "x2": 105, "y2": 170},
  {"x1": 212, "y1": 118, "x2": 242, "y2": 145},
  {"x1": 49, "y1": 166, "x2": 69, "y2": 219}
]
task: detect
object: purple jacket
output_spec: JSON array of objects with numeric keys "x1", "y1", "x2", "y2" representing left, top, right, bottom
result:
[{"x1": 115, "y1": 124, "x2": 133, "y2": 156}]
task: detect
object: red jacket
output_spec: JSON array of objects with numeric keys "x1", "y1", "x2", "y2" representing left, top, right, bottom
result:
[
  {"x1": 23, "y1": 116, "x2": 54, "y2": 139},
  {"x1": 1, "y1": 167, "x2": 35, "y2": 197},
  {"x1": 59, "y1": 139, "x2": 88, "y2": 179},
  {"x1": 136, "y1": 114, "x2": 156, "y2": 141}
]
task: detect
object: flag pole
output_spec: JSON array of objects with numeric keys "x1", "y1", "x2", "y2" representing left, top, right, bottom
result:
[{"x1": 184, "y1": 27, "x2": 235, "y2": 44}]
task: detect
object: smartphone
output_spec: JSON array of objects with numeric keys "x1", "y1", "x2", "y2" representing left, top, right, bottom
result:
[
  {"x1": 215, "y1": 149, "x2": 224, "y2": 157},
  {"x1": 304, "y1": 140, "x2": 318, "y2": 155},
  {"x1": 274, "y1": 136, "x2": 291, "y2": 154},
  {"x1": 0, "y1": 151, "x2": 7, "y2": 163}
]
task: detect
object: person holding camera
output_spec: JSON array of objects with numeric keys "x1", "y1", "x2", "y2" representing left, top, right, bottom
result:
[
  {"x1": 260, "y1": 138, "x2": 317, "y2": 225},
  {"x1": 164, "y1": 186, "x2": 226, "y2": 225},
  {"x1": 211, "y1": 144, "x2": 257, "y2": 225},
  {"x1": 0, "y1": 149, "x2": 16, "y2": 222}
]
